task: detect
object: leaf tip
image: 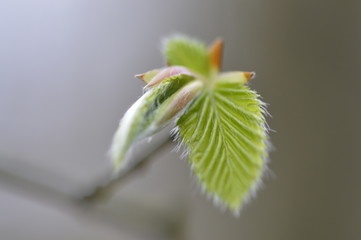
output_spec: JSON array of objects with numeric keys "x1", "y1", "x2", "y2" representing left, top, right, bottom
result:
[
  {"x1": 244, "y1": 71, "x2": 256, "y2": 82},
  {"x1": 135, "y1": 69, "x2": 161, "y2": 84},
  {"x1": 135, "y1": 73, "x2": 145, "y2": 80}
]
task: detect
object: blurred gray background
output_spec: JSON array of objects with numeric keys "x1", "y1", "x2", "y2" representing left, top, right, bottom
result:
[{"x1": 0, "y1": 0, "x2": 360, "y2": 239}]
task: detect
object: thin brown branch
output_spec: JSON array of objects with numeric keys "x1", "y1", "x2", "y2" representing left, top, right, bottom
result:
[{"x1": 81, "y1": 138, "x2": 173, "y2": 204}]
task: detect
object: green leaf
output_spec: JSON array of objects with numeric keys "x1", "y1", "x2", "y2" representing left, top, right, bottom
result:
[
  {"x1": 164, "y1": 35, "x2": 210, "y2": 77},
  {"x1": 110, "y1": 74, "x2": 197, "y2": 170},
  {"x1": 175, "y1": 81, "x2": 268, "y2": 213}
]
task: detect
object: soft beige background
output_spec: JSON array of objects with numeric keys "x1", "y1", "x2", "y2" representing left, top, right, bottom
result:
[{"x1": 0, "y1": 0, "x2": 360, "y2": 239}]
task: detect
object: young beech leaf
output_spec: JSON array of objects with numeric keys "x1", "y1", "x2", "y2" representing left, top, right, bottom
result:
[
  {"x1": 110, "y1": 35, "x2": 270, "y2": 214},
  {"x1": 175, "y1": 81, "x2": 268, "y2": 213}
]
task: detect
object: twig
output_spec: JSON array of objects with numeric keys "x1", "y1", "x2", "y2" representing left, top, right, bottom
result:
[
  {"x1": 0, "y1": 138, "x2": 178, "y2": 238},
  {"x1": 81, "y1": 138, "x2": 173, "y2": 204}
]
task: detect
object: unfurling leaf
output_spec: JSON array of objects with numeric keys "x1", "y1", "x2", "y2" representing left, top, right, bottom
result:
[
  {"x1": 110, "y1": 34, "x2": 270, "y2": 214},
  {"x1": 110, "y1": 74, "x2": 197, "y2": 170}
]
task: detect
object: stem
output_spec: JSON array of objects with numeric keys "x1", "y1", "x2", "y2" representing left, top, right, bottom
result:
[{"x1": 82, "y1": 138, "x2": 173, "y2": 204}]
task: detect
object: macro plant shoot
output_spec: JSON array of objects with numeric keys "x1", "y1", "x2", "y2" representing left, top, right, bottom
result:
[{"x1": 110, "y1": 35, "x2": 270, "y2": 215}]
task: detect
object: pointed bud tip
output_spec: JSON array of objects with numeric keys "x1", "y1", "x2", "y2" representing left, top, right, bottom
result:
[
  {"x1": 209, "y1": 38, "x2": 224, "y2": 71},
  {"x1": 135, "y1": 73, "x2": 145, "y2": 80},
  {"x1": 244, "y1": 72, "x2": 256, "y2": 81}
]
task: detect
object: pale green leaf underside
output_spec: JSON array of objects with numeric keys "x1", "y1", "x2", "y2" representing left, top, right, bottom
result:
[
  {"x1": 176, "y1": 81, "x2": 268, "y2": 212},
  {"x1": 164, "y1": 36, "x2": 210, "y2": 77}
]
